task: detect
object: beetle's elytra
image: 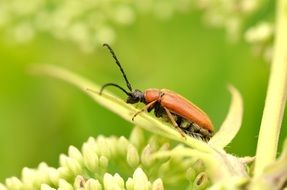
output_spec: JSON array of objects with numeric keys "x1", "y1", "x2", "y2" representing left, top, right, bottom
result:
[{"x1": 100, "y1": 44, "x2": 214, "y2": 141}]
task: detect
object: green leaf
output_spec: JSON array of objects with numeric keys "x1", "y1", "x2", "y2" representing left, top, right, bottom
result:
[{"x1": 209, "y1": 85, "x2": 243, "y2": 149}]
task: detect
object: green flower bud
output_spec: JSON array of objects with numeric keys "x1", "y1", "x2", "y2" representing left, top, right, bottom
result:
[
  {"x1": 58, "y1": 179, "x2": 73, "y2": 190},
  {"x1": 151, "y1": 178, "x2": 164, "y2": 190},
  {"x1": 96, "y1": 136, "x2": 110, "y2": 157},
  {"x1": 74, "y1": 175, "x2": 85, "y2": 189},
  {"x1": 129, "y1": 126, "x2": 145, "y2": 150},
  {"x1": 193, "y1": 172, "x2": 209, "y2": 190},
  {"x1": 125, "y1": 178, "x2": 134, "y2": 190},
  {"x1": 83, "y1": 148, "x2": 99, "y2": 172},
  {"x1": 141, "y1": 144, "x2": 153, "y2": 167},
  {"x1": 117, "y1": 136, "x2": 129, "y2": 156},
  {"x1": 114, "y1": 173, "x2": 125, "y2": 189},
  {"x1": 103, "y1": 173, "x2": 124, "y2": 190},
  {"x1": 127, "y1": 144, "x2": 140, "y2": 168},
  {"x1": 68, "y1": 146, "x2": 83, "y2": 163},
  {"x1": 99, "y1": 156, "x2": 109, "y2": 170},
  {"x1": 133, "y1": 168, "x2": 150, "y2": 190},
  {"x1": 107, "y1": 137, "x2": 119, "y2": 157},
  {"x1": 5, "y1": 177, "x2": 22, "y2": 190},
  {"x1": 192, "y1": 160, "x2": 205, "y2": 173},
  {"x1": 40, "y1": 184, "x2": 56, "y2": 190},
  {"x1": 60, "y1": 155, "x2": 82, "y2": 175},
  {"x1": 21, "y1": 167, "x2": 36, "y2": 185},
  {"x1": 47, "y1": 167, "x2": 59, "y2": 185},
  {"x1": 0, "y1": 183, "x2": 6, "y2": 190},
  {"x1": 186, "y1": 167, "x2": 197, "y2": 182},
  {"x1": 57, "y1": 167, "x2": 71, "y2": 179},
  {"x1": 85, "y1": 178, "x2": 102, "y2": 190}
]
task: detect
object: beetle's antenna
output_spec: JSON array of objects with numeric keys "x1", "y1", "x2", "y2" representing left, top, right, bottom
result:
[
  {"x1": 103, "y1": 43, "x2": 133, "y2": 92},
  {"x1": 100, "y1": 83, "x2": 132, "y2": 96}
]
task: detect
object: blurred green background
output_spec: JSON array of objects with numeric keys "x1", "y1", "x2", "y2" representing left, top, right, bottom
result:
[{"x1": 0, "y1": 1, "x2": 286, "y2": 182}]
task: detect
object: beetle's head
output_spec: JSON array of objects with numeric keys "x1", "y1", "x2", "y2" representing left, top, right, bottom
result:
[
  {"x1": 126, "y1": 89, "x2": 144, "y2": 104},
  {"x1": 100, "y1": 83, "x2": 144, "y2": 104}
]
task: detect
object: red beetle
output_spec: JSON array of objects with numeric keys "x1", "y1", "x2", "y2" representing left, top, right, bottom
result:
[{"x1": 100, "y1": 44, "x2": 214, "y2": 141}]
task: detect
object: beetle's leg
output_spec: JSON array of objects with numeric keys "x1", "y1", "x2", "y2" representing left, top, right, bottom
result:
[
  {"x1": 163, "y1": 107, "x2": 186, "y2": 138},
  {"x1": 132, "y1": 100, "x2": 157, "y2": 121},
  {"x1": 154, "y1": 103, "x2": 165, "y2": 117},
  {"x1": 147, "y1": 102, "x2": 157, "y2": 112},
  {"x1": 176, "y1": 116, "x2": 183, "y2": 127}
]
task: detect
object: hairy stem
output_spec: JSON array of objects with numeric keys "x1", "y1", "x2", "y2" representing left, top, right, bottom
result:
[{"x1": 254, "y1": 0, "x2": 287, "y2": 177}]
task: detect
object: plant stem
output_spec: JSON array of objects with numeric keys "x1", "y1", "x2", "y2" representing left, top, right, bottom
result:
[{"x1": 254, "y1": 0, "x2": 287, "y2": 177}]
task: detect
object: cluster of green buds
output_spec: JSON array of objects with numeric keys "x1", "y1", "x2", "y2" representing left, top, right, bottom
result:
[
  {"x1": 1, "y1": 127, "x2": 210, "y2": 190},
  {"x1": 0, "y1": 0, "x2": 136, "y2": 52},
  {"x1": 0, "y1": 0, "x2": 192, "y2": 53},
  {"x1": 245, "y1": 22, "x2": 274, "y2": 62},
  {"x1": 0, "y1": 0, "x2": 274, "y2": 60},
  {"x1": 196, "y1": 0, "x2": 261, "y2": 40},
  {"x1": 195, "y1": 0, "x2": 275, "y2": 61}
]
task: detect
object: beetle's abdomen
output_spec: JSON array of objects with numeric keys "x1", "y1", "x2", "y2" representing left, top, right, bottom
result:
[
  {"x1": 160, "y1": 89, "x2": 213, "y2": 132},
  {"x1": 144, "y1": 89, "x2": 161, "y2": 103}
]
